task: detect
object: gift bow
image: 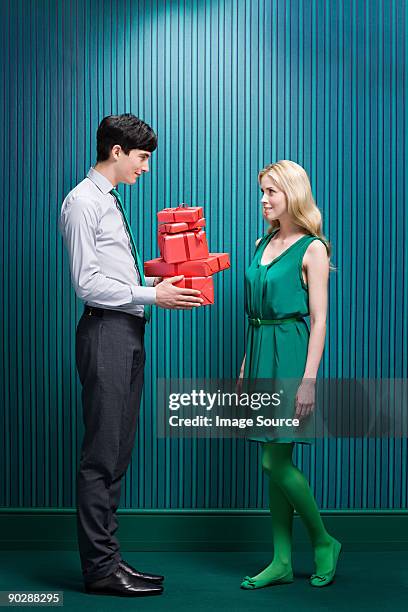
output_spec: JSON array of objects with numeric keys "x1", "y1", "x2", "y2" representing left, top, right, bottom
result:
[
  {"x1": 162, "y1": 205, "x2": 196, "y2": 212},
  {"x1": 159, "y1": 223, "x2": 203, "y2": 235}
]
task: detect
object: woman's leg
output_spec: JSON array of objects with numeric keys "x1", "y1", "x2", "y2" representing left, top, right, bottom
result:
[
  {"x1": 242, "y1": 442, "x2": 341, "y2": 589},
  {"x1": 263, "y1": 443, "x2": 341, "y2": 583},
  {"x1": 241, "y1": 474, "x2": 294, "y2": 588},
  {"x1": 241, "y1": 443, "x2": 295, "y2": 589}
]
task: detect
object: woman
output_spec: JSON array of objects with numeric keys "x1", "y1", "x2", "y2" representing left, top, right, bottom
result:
[{"x1": 239, "y1": 160, "x2": 341, "y2": 589}]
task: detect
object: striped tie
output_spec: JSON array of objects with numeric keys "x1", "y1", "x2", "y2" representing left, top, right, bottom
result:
[{"x1": 110, "y1": 188, "x2": 151, "y2": 322}]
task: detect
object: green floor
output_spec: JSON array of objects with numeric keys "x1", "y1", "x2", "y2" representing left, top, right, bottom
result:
[{"x1": 0, "y1": 551, "x2": 407, "y2": 611}]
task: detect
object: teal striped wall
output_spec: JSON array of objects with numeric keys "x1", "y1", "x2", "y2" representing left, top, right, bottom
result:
[{"x1": 1, "y1": 0, "x2": 407, "y2": 510}]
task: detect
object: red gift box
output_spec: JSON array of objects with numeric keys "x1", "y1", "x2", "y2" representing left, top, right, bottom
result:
[
  {"x1": 170, "y1": 276, "x2": 214, "y2": 305},
  {"x1": 144, "y1": 253, "x2": 230, "y2": 277},
  {"x1": 158, "y1": 218, "x2": 206, "y2": 234},
  {"x1": 158, "y1": 229, "x2": 209, "y2": 263},
  {"x1": 157, "y1": 205, "x2": 204, "y2": 223}
]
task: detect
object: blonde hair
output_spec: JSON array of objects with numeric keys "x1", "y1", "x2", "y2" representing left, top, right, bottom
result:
[{"x1": 258, "y1": 160, "x2": 334, "y2": 263}]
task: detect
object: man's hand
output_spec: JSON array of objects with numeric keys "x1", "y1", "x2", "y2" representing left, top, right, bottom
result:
[{"x1": 155, "y1": 275, "x2": 204, "y2": 309}]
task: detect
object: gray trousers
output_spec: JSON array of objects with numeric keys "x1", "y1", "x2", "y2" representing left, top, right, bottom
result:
[{"x1": 75, "y1": 305, "x2": 146, "y2": 583}]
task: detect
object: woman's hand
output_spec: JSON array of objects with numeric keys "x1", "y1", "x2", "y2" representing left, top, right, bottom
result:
[
  {"x1": 294, "y1": 378, "x2": 316, "y2": 418},
  {"x1": 153, "y1": 276, "x2": 163, "y2": 286}
]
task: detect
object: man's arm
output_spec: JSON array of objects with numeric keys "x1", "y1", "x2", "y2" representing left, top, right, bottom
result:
[
  {"x1": 60, "y1": 196, "x2": 156, "y2": 306},
  {"x1": 145, "y1": 276, "x2": 156, "y2": 288}
]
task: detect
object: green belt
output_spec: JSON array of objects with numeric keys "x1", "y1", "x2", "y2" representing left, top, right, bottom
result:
[{"x1": 248, "y1": 316, "x2": 303, "y2": 327}]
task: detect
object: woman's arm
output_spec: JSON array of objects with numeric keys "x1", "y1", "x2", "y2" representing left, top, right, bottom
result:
[
  {"x1": 302, "y1": 240, "x2": 330, "y2": 379},
  {"x1": 239, "y1": 354, "x2": 246, "y2": 377},
  {"x1": 295, "y1": 240, "x2": 329, "y2": 417}
]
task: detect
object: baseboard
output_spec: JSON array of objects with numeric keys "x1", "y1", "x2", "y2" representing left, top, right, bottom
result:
[{"x1": 0, "y1": 509, "x2": 407, "y2": 551}]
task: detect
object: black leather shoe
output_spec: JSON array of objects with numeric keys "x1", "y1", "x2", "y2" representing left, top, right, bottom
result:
[
  {"x1": 119, "y1": 559, "x2": 164, "y2": 583},
  {"x1": 85, "y1": 566, "x2": 163, "y2": 597}
]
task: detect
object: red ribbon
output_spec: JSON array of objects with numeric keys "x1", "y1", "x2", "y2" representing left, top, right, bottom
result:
[
  {"x1": 183, "y1": 234, "x2": 191, "y2": 259},
  {"x1": 184, "y1": 230, "x2": 206, "y2": 259}
]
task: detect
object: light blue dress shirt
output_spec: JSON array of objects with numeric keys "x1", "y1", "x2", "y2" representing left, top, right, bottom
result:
[{"x1": 59, "y1": 167, "x2": 156, "y2": 318}]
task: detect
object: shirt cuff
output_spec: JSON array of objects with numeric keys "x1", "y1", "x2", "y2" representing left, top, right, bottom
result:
[
  {"x1": 145, "y1": 276, "x2": 156, "y2": 288},
  {"x1": 130, "y1": 285, "x2": 157, "y2": 305}
]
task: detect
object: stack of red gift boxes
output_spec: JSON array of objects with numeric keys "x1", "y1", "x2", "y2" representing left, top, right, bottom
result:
[{"x1": 144, "y1": 205, "x2": 230, "y2": 305}]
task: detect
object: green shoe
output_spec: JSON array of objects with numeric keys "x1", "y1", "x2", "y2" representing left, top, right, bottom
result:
[
  {"x1": 309, "y1": 539, "x2": 342, "y2": 587},
  {"x1": 241, "y1": 570, "x2": 294, "y2": 590}
]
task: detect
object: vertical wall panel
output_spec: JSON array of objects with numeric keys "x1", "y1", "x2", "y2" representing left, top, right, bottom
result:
[{"x1": 0, "y1": 0, "x2": 407, "y2": 509}]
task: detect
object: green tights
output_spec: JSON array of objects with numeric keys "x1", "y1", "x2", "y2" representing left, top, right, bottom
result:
[{"x1": 241, "y1": 442, "x2": 340, "y2": 589}]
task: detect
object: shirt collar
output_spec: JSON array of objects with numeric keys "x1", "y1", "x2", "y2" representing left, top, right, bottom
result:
[{"x1": 87, "y1": 167, "x2": 115, "y2": 195}]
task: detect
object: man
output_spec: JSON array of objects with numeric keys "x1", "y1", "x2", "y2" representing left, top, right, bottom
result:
[{"x1": 59, "y1": 114, "x2": 203, "y2": 597}]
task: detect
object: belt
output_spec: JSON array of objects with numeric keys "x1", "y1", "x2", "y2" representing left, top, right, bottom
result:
[
  {"x1": 84, "y1": 305, "x2": 146, "y2": 323},
  {"x1": 84, "y1": 306, "x2": 104, "y2": 317},
  {"x1": 248, "y1": 316, "x2": 304, "y2": 327}
]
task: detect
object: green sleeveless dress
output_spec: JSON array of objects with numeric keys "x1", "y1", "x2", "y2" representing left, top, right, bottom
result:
[{"x1": 243, "y1": 228, "x2": 328, "y2": 444}]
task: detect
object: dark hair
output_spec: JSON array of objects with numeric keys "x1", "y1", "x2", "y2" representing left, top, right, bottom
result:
[{"x1": 96, "y1": 114, "x2": 157, "y2": 162}]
